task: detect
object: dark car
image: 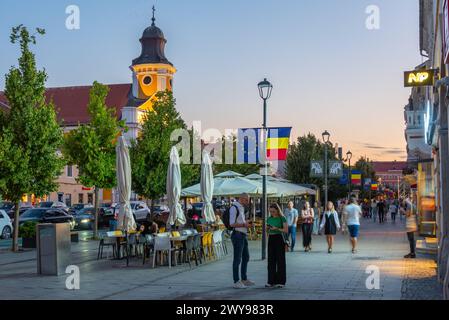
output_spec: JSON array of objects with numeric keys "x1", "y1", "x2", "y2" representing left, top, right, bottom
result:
[
  {"x1": 0, "y1": 202, "x2": 34, "y2": 220},
  {"x1": 19, "y1": 208, "x2": 75, "y2": 230},
  {"x1": 73, "y1": 207, "x2": 95, "y2": 230},
  {"x1": 69, "y1": 203, "x2": 93, "y2": 215}
]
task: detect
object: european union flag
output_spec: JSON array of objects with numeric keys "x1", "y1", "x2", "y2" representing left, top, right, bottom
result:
[{"x1": 339, "y1": 169, "x2": 349, "y2": 185}]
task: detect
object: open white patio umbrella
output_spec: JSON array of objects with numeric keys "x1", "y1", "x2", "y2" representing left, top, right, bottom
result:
[
  {"x1": 116, "y1": 136, "x2": 136, "y2": 232},
  {"x1": 166, "y1": 147, "x2": 186, "y2": 227},
  {"x1": 201, "y1": 151, "x2": 215, "y2": 223}
]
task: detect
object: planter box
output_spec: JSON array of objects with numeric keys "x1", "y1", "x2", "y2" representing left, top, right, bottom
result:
[{"x1": 22, "y1": 237, "x2": 36, "y2": 249}]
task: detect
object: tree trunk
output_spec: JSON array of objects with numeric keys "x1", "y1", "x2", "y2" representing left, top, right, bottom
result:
[
  {"x1": 12, "y1": 200, "x2": 20, "y2": 252},
  {"x1": 93, "y1": 187, "x2": 100, "y2": 239}
]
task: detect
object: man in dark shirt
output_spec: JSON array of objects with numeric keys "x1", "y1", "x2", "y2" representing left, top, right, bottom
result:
[{"x1": 377, "y1": 200, "x2": 386, "y2": 224}]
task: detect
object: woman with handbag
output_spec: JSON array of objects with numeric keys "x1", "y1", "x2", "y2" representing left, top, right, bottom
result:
[
  {"x1": 266, "y1": 203, "x2": 288, "y2": 288},
  {"x1": 301, "y1": 201, "x2": 315, "y2": 252}
]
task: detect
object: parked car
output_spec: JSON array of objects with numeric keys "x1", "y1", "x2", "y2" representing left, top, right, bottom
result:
[
  {"x1": 128, "y1": 201, "x2": 150, "y2": 222},
  {"x1": 19, "y1": 208, "x2": 75, "y2": 230},
  {"x1": 0, "y1": 209, "x2": 13, "y2": 239},
  {"x1": 69, "y1": 203, "x2": 93, "y2": 215},
  {"x1": 73, "y1": 207, "x2": 95, "y2": 230},
  {"x1": 0, "y1": 202, "x2": 34, "y2": 220},
  {"x1": 38, "y1": 201, "x2": 69, "y2": 210}
]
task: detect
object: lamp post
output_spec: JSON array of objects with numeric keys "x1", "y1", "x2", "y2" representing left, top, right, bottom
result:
[
  {"x1": 346, "y1": 150, "x2": 353, "y2": 198},
  {"x1": 322, "y1": 130, "x2": 330, "y2": 207},
  {"x1": 258, "y1": 78, "x2": 273, "y2": 261}
]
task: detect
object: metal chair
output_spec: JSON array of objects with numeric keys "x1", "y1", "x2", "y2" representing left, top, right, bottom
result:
[{"x1": 97, "y1": 236, "x2": 116, "y2": 260}]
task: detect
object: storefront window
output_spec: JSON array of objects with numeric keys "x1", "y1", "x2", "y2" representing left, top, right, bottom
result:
[{"x1": 417, "y1": 161, "x2": 436, "y2": 236}]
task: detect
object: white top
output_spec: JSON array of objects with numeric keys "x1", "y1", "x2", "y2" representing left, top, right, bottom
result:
[
  {"x1": 230, "y1": 201, "x2": 247, "y2": 234},
  {"x1": 320, "y1": 210, "x2": 341, "y2": 230},
  {"x1": 343, "y1": 203, "x2": 362, "y2": 226}
]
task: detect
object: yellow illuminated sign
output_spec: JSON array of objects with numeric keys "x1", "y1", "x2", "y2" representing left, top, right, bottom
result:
[{"x1": 404, "y1": 69, "x2": 435, "y2": 87}]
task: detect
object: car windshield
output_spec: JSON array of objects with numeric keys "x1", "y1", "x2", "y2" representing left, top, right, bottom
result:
[
  {"x1": 72, "y1": 204, "x2": 84, "y2": 210},
  {"x1": 21, "y1": 209, "x2": 45, "y2": 218},
  {"x1": 38, "y1": 202, "x2": 53, "y2": 208},
  {"x1": 78, "y1": 208, "x2": 94, "y2": 215}
]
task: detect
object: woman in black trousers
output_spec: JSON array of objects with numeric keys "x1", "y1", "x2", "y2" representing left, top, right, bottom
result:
[
  {"x1": 301, "y1": 201, "x2": 315, "y2": 252},
  {"x1": 266, "y1": 203, "x2": 288, "y2": 288}
]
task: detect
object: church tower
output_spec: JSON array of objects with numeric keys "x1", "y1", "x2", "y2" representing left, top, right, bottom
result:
[{"x1": 123, "y1": 7, "x2": 176, "y2": 141}]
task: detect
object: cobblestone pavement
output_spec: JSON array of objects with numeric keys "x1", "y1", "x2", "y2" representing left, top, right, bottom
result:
[
  {"x1": 0, "y1": 218, "x2": 444, "y2": 300},
  {"x1": 401, "y1": 254, "x2": 442, "y2": 300}
]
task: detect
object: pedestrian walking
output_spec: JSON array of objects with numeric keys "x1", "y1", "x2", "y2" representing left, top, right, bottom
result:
[
  {"x1": 377, "y1": 199, "x2": 386, "y2": 224},
  {"x1": 312, "y1": 202, "x2": 321, "y2": 235},
  {"x1": 301, "y1": 201, "x2": 314, "y2": 252},
  {"x1": 266, "y1": 203, "x2": 288, "y2": 288},
  {"x1": 284, "y1": 201, "x2": 298, "y2": 252},
  {"x1": 389, "y1": 202, "x2": 398, "y2": 223},
  {"x1": 229, "y1": 194, "x2": 255, "y2": 289},
  {"x1": 404, "y1": 197, "x2": 418, "y2": 259},
  {"x1": 371, "y1": 199, "x2": 378, "y2": 222},
  {"x1": 343, "y1": 197, "x2": 362, "y2": 254},
  {"x1": 320, "y1": 201, "x2": 341, "y2": 254}
]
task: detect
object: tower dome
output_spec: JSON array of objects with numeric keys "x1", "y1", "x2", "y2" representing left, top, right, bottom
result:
[{"x1": 132, "y1": 7, "x2": 172, "y2": 66}]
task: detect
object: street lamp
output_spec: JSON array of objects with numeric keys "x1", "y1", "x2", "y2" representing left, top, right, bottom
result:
[
  {"x1": 346, "y1": 150, "x2": 353, "y2": 198},
  {"x1": 258, "y1": 78, "x2": 273, "y2": 261},
  {"x1": 322, "y1": 130, "x2": 331, "y2": 208}
]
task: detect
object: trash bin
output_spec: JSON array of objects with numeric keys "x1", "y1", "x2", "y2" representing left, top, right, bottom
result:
[{"x1": 37, "y1": 223, "x2": 71, "y2": 276}]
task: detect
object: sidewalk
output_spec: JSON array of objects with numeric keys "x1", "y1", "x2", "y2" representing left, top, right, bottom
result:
[{"x1": 0, "y1": 219, "x2": 443, "y2": 300}]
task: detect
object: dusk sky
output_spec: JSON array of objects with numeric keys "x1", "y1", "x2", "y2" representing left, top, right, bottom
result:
[{"x1": 0, "y1": 0, "x2": 422, "y2": 162}]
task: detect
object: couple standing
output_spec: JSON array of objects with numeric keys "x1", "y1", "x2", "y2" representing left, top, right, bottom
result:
[{"x1": 230, "y1": 195, "x2": 288, "y2": 289}]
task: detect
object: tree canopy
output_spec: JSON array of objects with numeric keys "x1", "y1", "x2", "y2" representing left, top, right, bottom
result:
[{"x1": 0, "y1": 25, "x2": 65, "y2": 251}]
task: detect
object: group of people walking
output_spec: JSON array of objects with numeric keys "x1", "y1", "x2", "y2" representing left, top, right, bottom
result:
[
  {"x1": 229, "y1": 193, "x2": 419, "y2": 289},
  {"x1": 229, "y1": 195, "x2": 363, "y2": 289}
]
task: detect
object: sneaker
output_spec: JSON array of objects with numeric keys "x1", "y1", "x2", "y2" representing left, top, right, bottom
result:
[
  {"x1": 275, "y1": 284, "x2": 285, "y2": 288},
  {"x1": 404, "y1": 253, "x2": 416, "y2": 259},
  {"x1": 233, "y1": 281, "x2": 247, "y2": 289},
  {"x1": 328, "y1": 248, "x2": 332, "y2": 254},
  {"x1": 352, "y1": 249, "x2": 357, "y2": 254},
  {"x1": 265, "y1": 283, "x2": 274, "y2": 288},
  {"x1": 242, "y1": 280, "x2": 255, "y2": 287}
]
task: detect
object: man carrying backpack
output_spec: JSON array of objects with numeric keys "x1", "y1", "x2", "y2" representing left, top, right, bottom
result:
[{"x1": 225, "y1": 194, "x2": 254, "y2": 289}]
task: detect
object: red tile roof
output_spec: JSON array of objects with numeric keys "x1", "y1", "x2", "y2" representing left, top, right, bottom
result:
[
  {"x1": 0, "y1": 83, "x2": 131, "y2": 126},
  {"x1": 372, "y1": 161, "x2": 408, "y2": 173}
]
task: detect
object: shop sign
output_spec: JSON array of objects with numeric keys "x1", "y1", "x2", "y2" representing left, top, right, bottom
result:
[{"x1": 404, "y1": 69, "x2": 435, "y2": 87}]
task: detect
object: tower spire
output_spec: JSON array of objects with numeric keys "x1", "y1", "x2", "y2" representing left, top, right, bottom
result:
[{"x1": 151, "y1": 5, "x2": 156, "y2": 26}]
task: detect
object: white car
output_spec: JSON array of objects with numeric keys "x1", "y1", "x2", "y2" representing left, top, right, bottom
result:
[{"x1": 0, "y1": 209, "x2": 13, "y2": 239}]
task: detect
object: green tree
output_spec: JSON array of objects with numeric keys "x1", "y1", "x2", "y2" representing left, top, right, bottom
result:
[
  {"x1": 62, "y1": 82, "x2": 125, "y2": 238},
  {"x1": 130, "y1": 90, "x2": 198, "y2": 209},
  {"x1": 285, "y1": 133, "x2": 347, "y2": 202},
  {"x1": 0, "y1": 25, "x2": 65, "y2": 251},
  {"x1": 354, "y1": 156, "x2": 376, "y2": 199}
]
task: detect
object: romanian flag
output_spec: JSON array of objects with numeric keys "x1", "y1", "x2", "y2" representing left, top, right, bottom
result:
[
  {"x1": 266, "y1": 127, "x2": 291, "y2": 161},
  {"x1": 371, "y1": 184, "x2": 378, "y2": 191},
  {"x1": 237, "y1": 127, "x2": 292, "y2": 163},
  {"x1": 351, "y1": 170, "x2": 362, "y2": 185}
]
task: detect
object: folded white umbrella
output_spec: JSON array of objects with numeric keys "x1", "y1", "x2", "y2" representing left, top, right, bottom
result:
[
  {"x1": 116, "y1": 136, "x2": 136, "y2": 232},
  {"x1": 201, "y1": 151, "x2": 215, "y2": 223},
  {"x1": 167, "y1": 147, "x2": 186, "y2": 227}
]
